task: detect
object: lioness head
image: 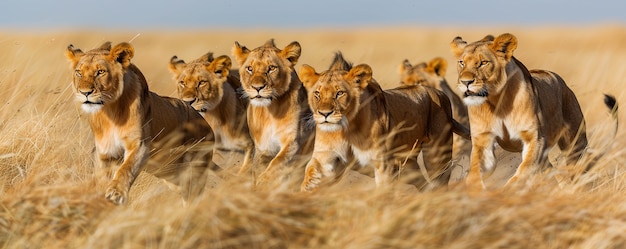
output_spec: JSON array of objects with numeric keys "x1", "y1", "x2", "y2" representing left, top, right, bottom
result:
[
  {"x1": 450, "y1": 33, "x2": 517, "y2": 106},
  {"x1": 232, "y1": 39, "x2": 301, "y2": 107},
  {"x1": 399, "y1": 57, "x2": 447, "y2": 88},
  {"x1": 299, "y1": 52, "x2": 372, "y2": 132},
  {"x1": 169, "y1": 53, "x2": 232, "y2": 115},
  {"x1": 65, "y1": 42, "x2": 134, "y2": 113}
]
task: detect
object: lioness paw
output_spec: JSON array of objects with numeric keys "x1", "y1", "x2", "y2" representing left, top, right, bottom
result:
[{"x1": 105, "y1": 181, "x2": 128, "y2": 205}]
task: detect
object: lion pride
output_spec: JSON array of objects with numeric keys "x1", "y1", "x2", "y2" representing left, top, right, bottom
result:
[
  {"x1": 299, "y1": 52, "x2": 470, "y2": 191},
  {"x1": 232, "y1": 39, "x2": 314, "y2": 185},
  {"x1": 450, "y1": 33, "x2": 618, "y2": 189},
  {"x1": 66, "y1": 42, "x2": 214, "y2": 205}
]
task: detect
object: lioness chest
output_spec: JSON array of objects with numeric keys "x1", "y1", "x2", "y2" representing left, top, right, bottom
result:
[
  {"x1": 247, "y1": 107, "x2": 297, "y2": 155},
  {"x1": 489, "y1": 116, "x2": 534, "y2": 152},
  {"x1": 93, "y1": 124, "x2": 127, "y2": 159}
]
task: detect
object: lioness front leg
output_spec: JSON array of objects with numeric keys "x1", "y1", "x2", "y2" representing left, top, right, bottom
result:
[
  {"x1": 301, "y1": 151, "x2": 343, "y2": 192},
  {"x1": 505, "y1": 131, "x2": 544, "y2": 186},
  {"x1": 301, "y1": 159, "x2": 324, "y2": 192},
  {"x1": 257, "y1": 142, "x2": 298, "y2": 186},
  {"x1": 467, "y1": 133, "x2": 495, "y2": 190},
  {"x1": 106, "y1": 142, "x2": 150, "y2": 205},
  {"x1": 237, "y1": 146, "x2": 255, "y2": 176},
  {"x1": 96, "y1": 153, "x2": 119, "y2": 180}
]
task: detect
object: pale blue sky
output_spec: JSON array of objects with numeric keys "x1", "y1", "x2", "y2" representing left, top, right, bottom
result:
[{"x1": 1, "y1": 0, "x2": 625, "y2": 29}]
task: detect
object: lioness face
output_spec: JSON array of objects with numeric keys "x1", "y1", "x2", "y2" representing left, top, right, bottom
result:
[
  {"x1": 232, "y1": 39, "x2": 301, "y2": 107},
  {"x1": 66, "y1": 42, "x2": 127, "y2": 113},
  {"x1": 299, "y1": 59, "x2": 370, "y2": 132},
  {"x1": 399, "y1": 59, "x2": 445, "y2": 89},
  {"x1": 169, "y1": 53, "x2": 231, "y2": 115},
  {"x1": 308, "y1": 72, "x2": 355, "y2": 132},
  {"x1": 451, "y1": 35, "x2": 517, "y2": 106}
]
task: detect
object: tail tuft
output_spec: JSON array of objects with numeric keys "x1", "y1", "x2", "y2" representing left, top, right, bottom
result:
[{"x1": 603, "y1": 94, "x2": 617, "y2": 113}]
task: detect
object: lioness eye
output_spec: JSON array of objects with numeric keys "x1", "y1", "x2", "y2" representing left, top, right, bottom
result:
[
  {"x1": 479, "y1": 60, "x2": 489, "y2": 67},
  {"x1": 313, "y1": 91, "x2": 320, "y2": 99},
  {"x1": 75, "y1": 70, "x2": 82, "y2": 77},
  {"x1": 336, "y1": 91, "x2": 345, "y2": 98},
  {"x1": 97, "y1": 69, "x2": 105, "y2": 75},
  {"x1": 199, "y1": 80, "x2": 208, "y2": 87},
  {"x1": 246, "y1": 66, "x2": 253, "y2": 74},
  {"x1": 178, "y1": 81, "x2": 185, "y2": 87},
  {"x1": 458, "y1": 60, "x2": 465, "y2": 68},
  {"x1": 267, "y1": 65, "x2": 277, "y2": 73}
]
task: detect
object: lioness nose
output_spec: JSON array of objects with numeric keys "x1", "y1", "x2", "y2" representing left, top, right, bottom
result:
[
  {"x1": 79, "y1": 89, "x2": 94, "y2": 97},
  {"x1": 318, "y1": 110, "x2": 333, "y2": 118},
  {"x1": 251, "y1": 84, "x2": 266, "y2": 92},
  {"x1": 183, "y1": 98, "x2": 196, "y2": 105},
  {"x1": 461, "y1": 79, "x2": 475, "y2": 86}
]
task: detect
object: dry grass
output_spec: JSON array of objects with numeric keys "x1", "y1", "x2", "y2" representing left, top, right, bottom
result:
[{"x1": 1, "y1": 25, "x2": 626, "y2": 248}]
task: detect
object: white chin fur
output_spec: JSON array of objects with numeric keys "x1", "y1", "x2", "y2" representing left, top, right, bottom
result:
[
  {"x1": 250, "y1": 98, "x2": 272, "y2": 107},
  {"x1": 463, "y1": 96, "x2": 486, "y2": 106},
  {"x1": 318, "y1": 123, "x2": 343, "y2": 132},
  {"x1": 81, "y1": 103, "x2": 103, "y2": 113}
]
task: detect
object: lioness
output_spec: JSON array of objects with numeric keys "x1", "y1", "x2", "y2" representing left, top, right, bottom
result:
[
  {"x1": 232, "y1": 39, "x2": 314, "y2": 184},
  {"x1": 399, "y1": 57, "x2": 471, "y2": 159},
  {"x1": 169, "y1": 52, "x2": 253, "y2": 168},
  {"x1": 450, "y1": 33, "x2": 617, "y2": 188},
  {"x1": 66, "y1": 42, "x2": 214, "y2": 205},
  {"x1": 299, "y1": 52, "x2": 470, "y2": 191}
]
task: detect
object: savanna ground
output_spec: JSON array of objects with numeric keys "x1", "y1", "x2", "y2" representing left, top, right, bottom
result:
[{"x1": 0, "y1": 25, "x2": 625, "y2": 248}]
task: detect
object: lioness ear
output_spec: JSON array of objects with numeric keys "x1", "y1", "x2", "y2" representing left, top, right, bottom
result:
[
  {"x1": 169, "y1": 55, "x2": 186, "y2": 75},
  {"x1": 65, "y1": 44, "x2": 85, "y2": 67},
  {"x1": 281, "y1": 41, "x2": 302, "y2": 67},
  {"x1": 110, "y1": 42, "x2": 134, "y2": 68},
  {"x1": 399, "y1": 59, "x2": 412, "y2": 75},
  {"x1": 210, "y1": 55, "x2": 232, "y2": 78},
  {"x1": 491, "y1": 33, "x2": 517, "y2": 61},
  {"x1": 450, "y1": 36, "x2": 467, "y2": 58},
  {"x1": 98, "y1": 41, "x2": 112, "y2": 51},
  {"x1": 198, "y1": 52, "x2": 214, "y2": 63},
  {"x1": 346, "y1": 64, "x2": 372, "y2": 89},
  {"x1": 480, "y1": 35, "x2": 495, "y2": 42},
  {"x1": 298, "y1": 64, "x2": 319, "y2": 90},
  {"x1": 427, "y1": 57, "x2": 447, "y2": 77},
  {"x1": 232, "y1": 41, "x2": 250, "y2": 66}
]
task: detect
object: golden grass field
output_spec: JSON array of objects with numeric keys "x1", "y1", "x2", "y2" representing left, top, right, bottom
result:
[{"x1": 1, "y1": 25, "x2": 625, "y2": 248}]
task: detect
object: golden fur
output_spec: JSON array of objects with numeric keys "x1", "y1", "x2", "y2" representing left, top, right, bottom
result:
[
  {"x1": 169, "y1": 52, "x2": 253, "y2": 167},
  {"x1": 399, "y1": 57, "x2": 471, "y2": 158},
  {"x1": 299, "y1": 52, "x2": 470, "y2": 191},
  {"x1": 450, "y1": 33, "x2": 617, "y2": 189},
  {"x1": 232, "y1": 39, "x2": 314, "y2": 184},
  {"x1": 66, "y1": 42, "x2": 214, "y2": 205}
]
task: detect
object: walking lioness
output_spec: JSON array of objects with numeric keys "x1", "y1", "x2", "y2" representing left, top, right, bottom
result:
[
  {"x1": 66, "y1": 42, "x2": 214, "y2": 205},
  {"x1": 450, "y1": 33, "x2": 617, "y2": 188}
]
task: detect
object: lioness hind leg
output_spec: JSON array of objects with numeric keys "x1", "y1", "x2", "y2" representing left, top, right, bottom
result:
[
  {"x1": 179, "y1": 146, "x2": 212, "y2": 204},
  {"x1": 421, "y1": 140, "x2": 453, "y2": 189}
]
